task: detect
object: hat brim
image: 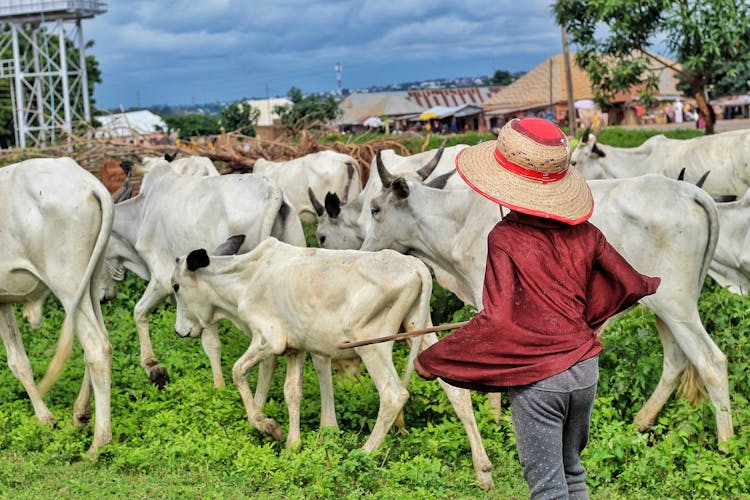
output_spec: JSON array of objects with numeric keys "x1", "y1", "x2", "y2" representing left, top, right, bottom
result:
[{"x1": 455, "y1": 141, "x2": 594, "y2": 224}]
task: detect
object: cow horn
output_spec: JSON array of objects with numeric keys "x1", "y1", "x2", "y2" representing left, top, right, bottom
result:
[
  {"x1": 416, "y1": 139, "x2": 447, "y2": 180},
  {"x1": 425, "y1": 170, "x2": 455, "y2": 190},
  {"x1": 677, "y1": 167, "x2": 686, "y2": 181},
  {"x1": 308, "y1": 188, "x2": 325, "y2": 217},
  {"x1": 696, "y1": 171, "x2": 710, "y2": 189},
  {"x1": 114, "y1": 186, "x2": 133, "y2": 203},
  {"x1": 714, "y1": 194, "x2": 737, "y2": 203},
  {"x1": 581, "y1": 126, "x2": 591, "y2": 144},
  {"x1": 376, "y1": 150, "x2": 397, "y2": 188}
]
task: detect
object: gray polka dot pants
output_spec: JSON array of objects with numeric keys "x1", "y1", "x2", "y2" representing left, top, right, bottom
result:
[{"x1": 509, "y1": 359, "x2": 598, "y2": 500}]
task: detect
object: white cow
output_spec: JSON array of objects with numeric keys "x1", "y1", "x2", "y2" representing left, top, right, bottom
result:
[
  {"x1": 710, "y1": 190, "x2": 750, "y2": 294},
  {"x1": 170, "y1": 237, "x2": 495, "y2": 490},
  {"x1": 253, "y1": 151, "x2": 362, "y2": 223},
  {"x1": 104, "y1": 161, "x2": 307, "y2": 388},
  {"x1": 0, "y1": 157, "x2": 113, "y2": 456},
  {"x1": 311, "y1": 144, "x2": 467, "y2": 249},
  {"x1": 571, "y1": 128, "x2": 750, "y2": 197},
  {"x1": 361, "y1": 165, "x2": 734, "y2": 445},
  {"x1": 141, "y1": 154, "x2": 221, "y2": 177}
]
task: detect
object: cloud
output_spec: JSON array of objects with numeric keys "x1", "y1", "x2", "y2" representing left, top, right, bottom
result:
[{"x1": 85, "y1": 0, "x2": 565, "y2": 107}]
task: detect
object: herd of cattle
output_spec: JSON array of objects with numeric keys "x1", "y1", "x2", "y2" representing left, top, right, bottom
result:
[{"x1": 1, "y1": 128, "x2": 748, "y2": 489}]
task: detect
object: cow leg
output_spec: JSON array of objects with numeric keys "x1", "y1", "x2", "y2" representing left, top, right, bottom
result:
[
  {"x1": 356, "y1": 345, "x2": 409, "y2": 453},
  {"x1": 232, "y1": 338, "x2": 283, "y2": 442},
  {"x1": 254, "y1": 357, "x2": 278, "y2": 408},
  {"x1": 73, "y1": 305, "x2": 113, "y2": 456},
  {"x1": 487, "y1": 393, "x2": 502, "y2": 425},
  {"x1": 133, "y1": 280, "x2": 170, "y2": 387},
  {"x1": 0, "y1": 305, "x2": 57, "y2": 426},
  {"x1": 311, "y1": 354, "x2": 338, "y2": 428},
  {"x1": 638, "y1": 315, "x2": 733, "y2": 443},
  {"x1": 633, "y1": 317, "x2": 687, "y2": 432},
  {"x1": 421, "y1": 333, "x2": 495, "y2": 490},
  {"x1": 200, "y1": 324, "x2": 225, "y2": 387},
  {"x1": 284, "y1": 350, "x2": 306, "y2": 449},
  {"x1": 72, "y1": 365, "x2": 92, "y2": 427}
]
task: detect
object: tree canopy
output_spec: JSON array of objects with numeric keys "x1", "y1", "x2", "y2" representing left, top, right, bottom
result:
[
  {"x1": 274, "y1": 87, "x2": 341, "y2": 136},
  {"x1": 219, "y1": 100, "x2": 260, "y2": 136},
  {"x1": 490, "y1": 70, "x2": 515, "y2": 86},
  {"x1": 162, "y1": 113, "x2": 221, "y2": 139},
  {"x1": 554, "y1": 0, "x2": 750, "y2": 134}
]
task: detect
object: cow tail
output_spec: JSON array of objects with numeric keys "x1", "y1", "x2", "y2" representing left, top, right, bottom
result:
[
  {"x1": 401, "y1": 260, "x2": 435, "y2": 387},
  {"x1": 693, "y1": 188, "x2": 720, "y2": 289},
  {"x1": 675, "y1": 188, "x2": 719, "y2": 405},
  {"x1": 39, "y1": 186, "x2": 114, "y2": 395}
]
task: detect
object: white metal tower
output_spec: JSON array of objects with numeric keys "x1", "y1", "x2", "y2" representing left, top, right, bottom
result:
[{"x1": 0, "y1": 1, "x2": 107, "y2": 148}]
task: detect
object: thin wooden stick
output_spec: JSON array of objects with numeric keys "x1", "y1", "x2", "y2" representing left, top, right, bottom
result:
[{"x1": 337, "y1": 321, "x2": 469, "y2": 349}]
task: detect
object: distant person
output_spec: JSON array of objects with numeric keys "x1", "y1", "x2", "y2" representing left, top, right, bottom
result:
[
  {"x1": 674, "y1": 99, "x2": 684, "y2": 123},
  {"x1": 450, "y1": 116, "x2": 458, "y2": 134},
  {"x1": 665, "y1": 104, "x2": 674, "y2": 123}
]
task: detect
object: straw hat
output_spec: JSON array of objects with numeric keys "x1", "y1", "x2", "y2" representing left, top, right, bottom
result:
[{"x1": 456, "y1": 117, "x2": 593, "y2": 224}]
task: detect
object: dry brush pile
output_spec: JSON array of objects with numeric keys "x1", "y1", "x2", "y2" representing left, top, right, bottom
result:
[{"x1": 0, "y1": 127, "x2": 421, "y2": 189}]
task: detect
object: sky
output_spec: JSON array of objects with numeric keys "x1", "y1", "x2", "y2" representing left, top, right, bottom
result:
[{"x1": 85, "y1": 0, "x2": 569, "y2": 110}]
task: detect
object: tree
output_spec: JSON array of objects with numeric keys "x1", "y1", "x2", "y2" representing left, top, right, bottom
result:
[
  {"x1": 163, "y1": 114, "x2": 220, "y2": 139},
  {"x1": 273, "y1": 87, "x2": 341, "y2": 136},
  {"x1": 219, "y1": 100, "x2": 260, "y2": 136},
  {"x1": 490, "y1": 70, "x2": 514, "y2": 86},
  {"x1": 554, "y1": 0, "x2": 750, "y2": 134}
]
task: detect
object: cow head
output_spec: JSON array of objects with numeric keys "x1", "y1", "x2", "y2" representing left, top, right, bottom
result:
[
  {"x1": 361, "y1": 160, "x2": 415, "y2": 253},
  {"x1": 171, "y1": 250, "x2": 211, "y2": 338},
  {"x1": 570, "y1": 128, "x2": 607, "y2": 180},
  {"x1": 171, "y1": 235, "x2": 245, "y2": 338},
  {"x1": 309, "y1": 188, "x2": 364, "y2": 249}
]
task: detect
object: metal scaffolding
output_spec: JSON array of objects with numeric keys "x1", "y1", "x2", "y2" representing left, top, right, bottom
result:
[{"x1": 0, "y1": 1, "x2": 107, "y2": 148}]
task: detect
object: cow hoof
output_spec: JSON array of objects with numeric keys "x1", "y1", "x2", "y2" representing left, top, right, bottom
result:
[
  {"x1": 39, "y1": 415, "x2": 58, "y2": 428},
  {"x1": 72, "y1": 412, "x2": 91, "y2": 427},
  {"x1": 477, "y1": 472, "x2": 495, "y2": 490},
  {"x1": 148, "y1": 366, "x2": 170, "y2": 389},
  {"x1": 261, "y1": 418, "x2": 283, "y2": 442}
]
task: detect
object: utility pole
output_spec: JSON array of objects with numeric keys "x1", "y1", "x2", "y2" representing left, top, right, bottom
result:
[
  {"x1": 561, "y1": 26, "x2": 578, "y2": 138},
  {"x1": 335, "y1": 62, "x2": 342, "y2": 96}
]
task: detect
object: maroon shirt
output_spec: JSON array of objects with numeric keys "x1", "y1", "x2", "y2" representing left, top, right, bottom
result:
[{"x1": 416, "y1": 211, "x2": 660, "y2": 392}]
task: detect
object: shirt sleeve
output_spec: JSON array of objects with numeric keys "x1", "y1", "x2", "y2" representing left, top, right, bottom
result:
[{"x1": 585, "y1": 234, "x2": 661, "y2": 330}]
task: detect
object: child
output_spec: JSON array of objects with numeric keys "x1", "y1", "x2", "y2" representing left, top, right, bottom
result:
[{"x1": 414, "y1": 117, "x2": 660, "y2": 499}]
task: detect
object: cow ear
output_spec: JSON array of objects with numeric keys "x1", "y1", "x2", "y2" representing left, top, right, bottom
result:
[
  {"x1": 324, "y1": 192, "x2": 341, "y2": 218},
  {"x1": 591, "y1": 144, "x2": 606, "y2": 157},
  {"x1": 120, "y1": 160, "x2": 133, "y2": 175},
  {"x1": 186, "y1": 249, "x2": 210, "y2": 271},
  {"x1": 392, "y1": 177, "x2": 410, "y2": 199},
  {"x1": 213, "y1": 235, "x2": 245, "y2": 256}
]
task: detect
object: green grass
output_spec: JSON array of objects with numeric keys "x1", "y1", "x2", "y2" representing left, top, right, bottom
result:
[
  {"x1": 2, "y1": 128, "x2": 749, "y2": 498},
  {"x1": 0, "y1": 273, "x2": 748, "y2": 499}
]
